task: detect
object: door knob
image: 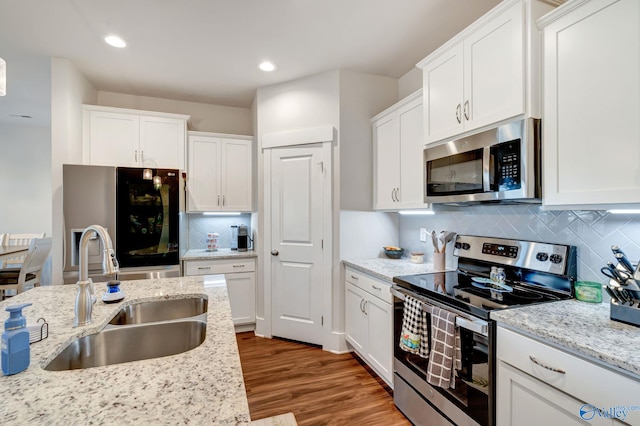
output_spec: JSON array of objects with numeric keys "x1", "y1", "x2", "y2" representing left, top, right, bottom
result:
[{"x1": 271, "y1": 250, "x2": 279, "y2": 256}]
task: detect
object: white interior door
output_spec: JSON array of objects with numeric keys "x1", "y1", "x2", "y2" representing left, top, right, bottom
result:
[{"x1": 270, "y1": 144, "x2": 324, "y2": 345}]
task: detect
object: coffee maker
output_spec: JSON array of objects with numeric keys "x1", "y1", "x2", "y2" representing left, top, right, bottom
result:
[
  {"x1": 237, "y1": 226, "x2": 249, "y2": 252},
  {"x1": 230, "y1": 225, "x2": 250, "y2": 251}
]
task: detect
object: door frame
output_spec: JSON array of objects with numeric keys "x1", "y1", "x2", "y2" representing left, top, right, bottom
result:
[{"x1": 260, "y1": 126, "x2": 334, "y2": 349}]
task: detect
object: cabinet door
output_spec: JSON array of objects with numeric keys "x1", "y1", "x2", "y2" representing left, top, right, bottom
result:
[
  {"x1": 221, "y1": 139, "x2": 253, "y2": 211},
  {"x1": 497, "y1": 361, "x2": 611, "y2": 426},
  {"x1": 398, "y1": 98, "x2": 427, "y2": 208},
  {"x1": 87, "y1": 111, "x2": 139, "y2": 167},
  {"x1": 226, "y1": 272, "x2": 256, "y2": 325},
  {"x1": 423, "y1": 43, "x2": 464, "y2": 144},
  {"x1": 187, "y1": 135, "x2": 221, "y2": 212},
  {"x1": 365, "y1": 296, "x2": 393, "y2": 384},
  {"x1": 543, "y1": 0, "x2": 640, "y2": 207},
  {"x1": 464, "y1": 1, "x2": 524, "y2": 132},
  {"x1": 345, "y1": 283, "x2": 367, "y2": 353},
  {"x1": 139, "y1": 115, "x2": 186, "y2": 170},
  {"x1": 373, "y1": 115, "x2": 400, "y2": 210}
]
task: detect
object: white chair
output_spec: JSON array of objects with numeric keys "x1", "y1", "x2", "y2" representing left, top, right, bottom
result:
[
  {"x1": 0, "y1": 238, "x2": 52, "y2": 300},
  {"x1": 0, "y1": 232, "x2": 45, "y2": 269}
]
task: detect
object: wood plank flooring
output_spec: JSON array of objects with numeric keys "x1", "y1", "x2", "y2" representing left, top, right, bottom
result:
[{"x1": 236, "y1": 332, "x2": 411, "y2": 426}]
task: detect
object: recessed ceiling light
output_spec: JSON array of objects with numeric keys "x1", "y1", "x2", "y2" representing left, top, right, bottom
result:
[
  {"x1": 104, "y1": 35, "x2": 127, "y2": 48},
  {"x1": 259, "y1": 61, "x2": 277, "y2": 72}
]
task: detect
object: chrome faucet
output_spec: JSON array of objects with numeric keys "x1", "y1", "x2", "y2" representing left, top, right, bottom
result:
[{"x1": 74, "y1": 225, "x2": 119, "y2": 327}]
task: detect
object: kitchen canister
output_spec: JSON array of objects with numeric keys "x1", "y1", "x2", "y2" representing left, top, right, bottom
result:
[
  {"x1": 205, "y1": 232, "x2": 220, "y2": 252},
  {"x1": 410, "y1": 252, "x2": 424, "y2": 264}
]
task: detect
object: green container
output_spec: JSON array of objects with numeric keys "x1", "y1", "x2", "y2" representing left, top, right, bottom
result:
[{"x1": 575, "y1": 281, "x2": 603, "y2": 303}]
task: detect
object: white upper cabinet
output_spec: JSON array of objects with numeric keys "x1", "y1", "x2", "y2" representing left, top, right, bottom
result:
[
  {"x1": 83, "y1": 105, "x2": 189, "y2": 170},
  {"x1": 418, "y1": 0, "x2": 553, "y2": 146},
  {"x1": 540, "y1": 0, "x2": 640, "y2": 208},
  {"x1": 187, "y1": 132, "x2": 253, "y2": 212},
  {"x1": 373, "y1": 90, "x2": 427, "y2": 210}
]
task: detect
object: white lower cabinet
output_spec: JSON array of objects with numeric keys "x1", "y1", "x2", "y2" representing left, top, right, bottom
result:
[
  {"x1": 497, "y1": 326, "x2": 638, "y2": 425},
  {"x1": 183, "y1": 257, "x2": 256, "y2": 328},
  {"x1": 345, "y1": 267, "x2": 393, "y2": 387}
]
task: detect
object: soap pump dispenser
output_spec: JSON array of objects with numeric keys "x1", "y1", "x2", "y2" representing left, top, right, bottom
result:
[{"x1": 1, "y1": 303, "x2": 32, "y2": 376}]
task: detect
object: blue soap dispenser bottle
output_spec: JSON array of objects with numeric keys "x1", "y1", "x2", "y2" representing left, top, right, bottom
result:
[{"x1": 1, "y1": 303, "x2": 32, "y2": 375}]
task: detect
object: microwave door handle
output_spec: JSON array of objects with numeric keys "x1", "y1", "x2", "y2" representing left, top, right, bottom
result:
[{"x1": 482, "y1": 146, "x2": 491, "y2": 192}]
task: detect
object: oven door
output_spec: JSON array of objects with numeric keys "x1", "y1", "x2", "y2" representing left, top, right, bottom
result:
[{"x1": 392, "y1": 287, "x2": 494, "y2": 426}]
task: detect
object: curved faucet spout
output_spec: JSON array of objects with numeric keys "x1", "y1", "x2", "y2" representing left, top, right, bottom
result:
[{"x1": 75, "y1": 225, "x2": 120, "y2": 327}]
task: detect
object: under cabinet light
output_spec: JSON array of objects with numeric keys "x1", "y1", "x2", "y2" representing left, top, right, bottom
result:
[
  {"x1": 398, "y1": 210, "x2": 435, "y2": 215},
  {"x1": 608, "y1": 209, "x2": 640, "y2": 214},
  {"x1": 203, "y1": 212, "x2": 242, "y2": 216},
  {"x1": 0, "y1": 57, "x2": 6, "y2": 96}
]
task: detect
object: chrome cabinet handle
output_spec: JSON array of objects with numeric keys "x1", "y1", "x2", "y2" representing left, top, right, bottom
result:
[
  {"x1": 222, "y1": 195, "x2": 225, "y2": 206},
  {"x1": 360, "y1": 299, "x2": 364, "y2": 313},
  {"x1": 141, "y1": 150, "x2": 144, "y2": 163},
  {"x1": 464, "y1": 100, "x2": 470, "y2": 121},
  {"x1": 363, "y1": 300, "x2": 368, "y2": 315},
  {"x1": 372, "y1": 285, "x2": 381, "y2": 291},
  {"x1": 395, "y1": 188, "x2": 400, "y2": 202},
  {"x1": 197, "y1": 266, "x2": 212, "y2": 270},
  {"x1": 232, "y1": 264, "x2": 245, "y2": 268},
  {"x1": 217, "y1": 195, "x2": 220, "y2": 206},
  {"x1": 391, "y1": 189, "x2": 395, "y2": 202},
  {"x1": 271, "y1": 250, "x2": 279, "y2": 256},
  {"x1": 456, "y1": 104, "x2": 462, "y2": 123},
  {"x1": 529, "y1": 355, "x2": 566, "y2": 374},
  {"x1": 134, "y1": 150, "x2": 138, "y2": 162},
  {"x1": 350, "y1": 275, "x2": 359, "y2": 280}
]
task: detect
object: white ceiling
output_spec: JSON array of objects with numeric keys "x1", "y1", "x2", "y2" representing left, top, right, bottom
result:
[{"x1": 0, "y1": 0, "x2": 502, "y2": 126}]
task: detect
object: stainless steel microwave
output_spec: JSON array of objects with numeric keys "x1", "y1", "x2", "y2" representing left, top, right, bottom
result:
[{"x1": 424, "y1": 118, "x2": 541, "y2": 205}]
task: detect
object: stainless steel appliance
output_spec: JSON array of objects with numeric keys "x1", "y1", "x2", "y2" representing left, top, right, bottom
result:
[
  {"x1": 424, "y1": 118, "x2": 541, "y2": 205},
  {"x1": 237, "y1": 225, "x2": 249, "y2": 251},
  {"x1": 392, "y1": 235, "x2": 576, "y2": 426},
  {"x1": 63, "y1": 165, "x2": 181, "y2": 283}
]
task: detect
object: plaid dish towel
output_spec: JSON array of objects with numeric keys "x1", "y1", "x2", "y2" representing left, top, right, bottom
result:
[
  {"x1": 399, "y1": 295, "x2": 429, "y2": 358},
  {"x1": 426, "y1": 306, "x2": 457, "y2": 388}
]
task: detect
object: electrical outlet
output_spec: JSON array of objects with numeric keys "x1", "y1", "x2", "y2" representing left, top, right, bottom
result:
[{"x1": 419, "y1": 228, "x2": 428, "y2": 242}]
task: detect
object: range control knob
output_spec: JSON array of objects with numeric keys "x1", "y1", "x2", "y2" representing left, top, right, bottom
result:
[
  {"x1": 536, "y1": 252, "x2": 549, "y2": 262},
  {"x1": 549, "y1": 254, "x2": 563, "y2": 264},
  {"x1": 461, "y1": 243, "x2": 470, "y2": 250},
  {"x1": 455, "y1": 242, "x2": 462, "y2": 249}
]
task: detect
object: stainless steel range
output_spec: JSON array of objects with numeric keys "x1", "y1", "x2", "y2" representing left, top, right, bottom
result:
[{"x1": 392, "y1": 235, "x2": 577, "y2": 426}]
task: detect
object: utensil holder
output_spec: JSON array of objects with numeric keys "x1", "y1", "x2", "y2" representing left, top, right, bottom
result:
[
  {"x1": 433, "y1": 252, "x2": 445, "y2": 270},
  {"x1": 610, "y1": 299, "x2": 640, "y2": 327}
]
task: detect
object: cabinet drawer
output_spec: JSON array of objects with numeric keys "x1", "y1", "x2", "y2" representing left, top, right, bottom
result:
[
  {"x1": 497, "y1": 326, "x2": 640, "y2": 416},
  {"x1": 185, "y1": 258, "x2": 256, "y2": 276},
  {"x1": 345, "y1": 268, "x2": 392, "y2": 304}
]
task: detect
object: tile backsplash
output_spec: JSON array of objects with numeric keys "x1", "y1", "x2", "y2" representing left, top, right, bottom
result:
[
  {"x1": 399, "y1": 205, "x2": 640, "y2": 283},
  {"x1": 188, "y1": 214, "x2": 252, "y2": 250}
]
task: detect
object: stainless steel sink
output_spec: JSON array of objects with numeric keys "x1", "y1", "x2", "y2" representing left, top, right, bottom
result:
[
  {"x1": 44, "y1": 320, "x2": 206, "y2": 371},
  {"x1": 108, "y1": 297, "x2": 208, "y2": 325}
]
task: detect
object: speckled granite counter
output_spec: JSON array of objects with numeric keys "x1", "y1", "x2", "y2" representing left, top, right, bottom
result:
[
  {"x1": 0, "y1": 276, "x2": 250, "y2": 425},
  {"x1": 342, "y1": 258, "x2": 452, "y2": 282},
  {"x1": 182, "y1": 248, "x2": 257, "y2": 261},
  {"x1": 491, "y1": 300, "x2": 640, "y2": 379}
]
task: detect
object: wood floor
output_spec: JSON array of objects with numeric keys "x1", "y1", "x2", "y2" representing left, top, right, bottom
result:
[{"x1": 236, "y1": 332, "x2": 411, "y2": 426}]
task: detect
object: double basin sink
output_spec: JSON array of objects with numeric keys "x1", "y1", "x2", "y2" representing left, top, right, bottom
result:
[{"x1": 45, "y1": 297, "x2": 208, "y2": 371}]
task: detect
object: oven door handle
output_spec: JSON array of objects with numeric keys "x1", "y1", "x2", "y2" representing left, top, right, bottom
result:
[{"x1": 455, "y1": 316, "x2": 489, "y2": 336}]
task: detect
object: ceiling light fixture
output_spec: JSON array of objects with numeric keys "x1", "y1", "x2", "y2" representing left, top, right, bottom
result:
[
  {"x1": 104, "y1": 35, "x2": 127, "y2": 48},
  {"x1": 0, "y1": 57, "x2": 6, "y2": 96},
  {"x1": 258, "y1": 61, "x2": 277, "y2": 72}
]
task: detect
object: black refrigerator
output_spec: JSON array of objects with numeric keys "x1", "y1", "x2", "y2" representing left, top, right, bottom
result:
[{"x1": 63, "y1": 165, "x2": 181, "y2": 283}]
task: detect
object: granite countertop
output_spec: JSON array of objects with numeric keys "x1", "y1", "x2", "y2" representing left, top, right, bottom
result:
[
  {"x1": 343, "y1": 257, "x2": 453, "y2": 282},
  {"x1": 491, "y1": 300, "x2": 640, "y2": 378},
  {"x1": 0, "y1": 276, "x2": 250, "y2": 425},
  {"x1": 182, "y1": 248, "x2": 257, "y2": 261}
]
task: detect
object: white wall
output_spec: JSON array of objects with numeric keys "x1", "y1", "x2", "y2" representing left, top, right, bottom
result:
[
  {"x1": 398, "y1": 67, "x2": 422, "y2": 99},
  {"x1": 0, "y1": 124, "x2": 51, "y2": 235},
  {"x1": 51, "y1": 57, "x2": 98, "y2": 284},
  {"x1": 98, "y1": 91, "x2": 253, "y2": 135}
]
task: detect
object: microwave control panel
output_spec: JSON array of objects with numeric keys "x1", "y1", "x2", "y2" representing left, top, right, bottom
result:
[{"x1": 492, "y1": 141, "x2": 521, "y2": 191}]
